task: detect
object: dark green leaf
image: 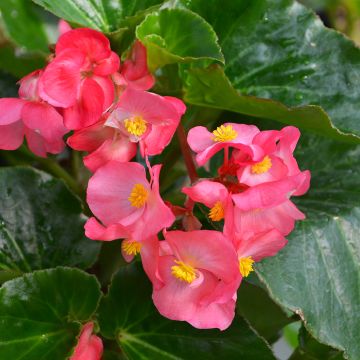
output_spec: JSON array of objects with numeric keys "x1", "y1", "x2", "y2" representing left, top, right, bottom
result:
[
  {"x1": 31, "y1": 0, "x2": 164, "y2": 32},
  {"x1": 0, "y1": 267, "x2": 101, "y2": 359},
  {"x1": 0, "y1": 167, "x2": 100, "y2": 275},
  {"x1": 0, "y1": 70, "x2": 18, "y2": 97},
  {"x1": 255, "y1": 135, "x2": 360, "y2": 360},
  {"x1": 0, "y1": 0, "x2": 49, "y2": 52},
  {"x1": 175, "y1": 0, "x2": 360, "y2": 142},
  {"x1": 136, "y1": 8, "x2": 224, "y2": 70},
  {"x1": 98, "y1": 262, "x2": 275, "y2": 359}
]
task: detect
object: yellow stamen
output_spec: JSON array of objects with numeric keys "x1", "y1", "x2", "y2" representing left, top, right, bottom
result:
[
  {"x1": 124, "y1": 116, "x2": 147, "y2": 136},
  {"x1": 171, "y1": 260, "x2": 196, "y2": 283},
  {"x1": 251, "y1": 155, "x2": 272, "y2": 174},
  {"x1": 239, "y1": 256, "x2": 255, "y2": 277},
  {"x1": 212, "y1": 125, "x2": 238, "y2": 142},
  {"x1": 128, "y1": 183, "x2": 148, "y2": 207},
  {"x1": 122, "y1": 239, "x2": 142, "y2": 256},
  {"x1": 208, "y1": 201, "x2": 224, "y2": 221}
]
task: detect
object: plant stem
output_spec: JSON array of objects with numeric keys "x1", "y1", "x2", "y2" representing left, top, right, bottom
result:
[{"x1": 176, "y1": 123, "x2": 198, "y2": 184}]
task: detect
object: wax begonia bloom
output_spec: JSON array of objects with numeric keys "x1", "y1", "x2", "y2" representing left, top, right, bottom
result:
[
  {"x1": 0, "y1": 70, "x2": 67, "y2": 157},
  {"x1": 67, "y1": 119, "x2": 137, "y2": 172},
  {"x1": 236, "y1": 126, "x2": 306, "y2": 191},
  {"x1": 182, "y1": 180, "x2": 231, "y2": 222},
  {"x1": 117, "y1": 40, "x2": 155, "y2": 90},
  {"x1": 105, "y1": 87, "x2": 186, "y2": 156},
  {"x1": 86, "y1": 161, "x2": 175, "y2": 241},
  {"x1": 70, "y1": 322, "x2": 103, "y2": 360},
  {"x1": 39, "y1": 28, "x2": 119, "y2": 129},
  {"x1": 231, "y1": 172, "x2": 310, "y2": 236},
  {"x1": 151, "y1": 230, "x2": 241, "y2": 330},
  {"x1": 187, "y1": 123, "x2": 263, "y2": 166}
]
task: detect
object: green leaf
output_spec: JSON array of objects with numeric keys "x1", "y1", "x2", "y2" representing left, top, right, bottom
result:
[
  {"x1": 0, "y1": 70, "x2": 18, "y2": 97},
  {"x1": 0, "y1": 267, "x2": 101, "y2": 359},
  {"x1": 136, "y1": 8, "x2": 224, "y2": 71},
  {"x1": 0, "y1": 167, "x2": 100, "y2": 275},
  {"x1": 255, "y1": 135, "x2": 360, "y2": 360},
  {"x1": 98, "y1": 262, "x2": 275, "y2": 359},
  {"x1": 175, "y1": 0, "x2": 360, "y2": 142},
  {"x1": 31, "y1": 0, "x2": 164, "y2": 32},
  {"x1": 0, "y1": 0, "x2": 49, "y2": 52}
]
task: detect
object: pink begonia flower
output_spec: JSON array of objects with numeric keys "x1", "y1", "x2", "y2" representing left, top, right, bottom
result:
[
  {"x1": 85, "y1": 161, "x2": 175, "y2": 241},
  {"x1": 114, "y1": 40, "x2": 155, "y2": 90},
  {"x1": 182, "y1": 180, "x2": 232, "y2": 223},
  {"x1": 67, "y1": 118, "x2": 137, "y2": 172},
  {"x1": 236, "y1": 126, "x2": 307, "y2": 192},
  {"x1": 0, "y1": 70, "x2": 67, "y2": 157},
  {"x1": 151, "y1": 230, "x2": 241, "y2": 330},
  {"x1": 187, "y1": 123, "x2": 264, "y2": 166},
  {"x1": 231, "y1": 171, "x2": 310, "y2": 236},
  {"x1": 70, "y1": 322, "x2": 103, "y2": 360},
  {"x1": 105, "y1": 87, "x2": 186, "y2": 156},
  {"x1": 58, "y1": 19, "x2": 72, "y2": 35},
  {"x1": 39, "y1": 28, "x2": 120, "y2": 129}
]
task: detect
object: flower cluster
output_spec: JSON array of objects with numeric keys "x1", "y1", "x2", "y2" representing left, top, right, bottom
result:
[{"x1": 0, "y1": 24, "x2": 310, "y2": 344}]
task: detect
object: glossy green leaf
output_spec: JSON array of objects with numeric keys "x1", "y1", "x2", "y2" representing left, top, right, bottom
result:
[
  {"x1": 136, "y1": 8, "x2": 224, "y2": 71},
  {"x1": 0, "y1": 167, "x2": 100, "y2": 275},
  {"x1": 98, "y1": 262, "x2": 275, "y2": 359},
  {"x1": 174, "y1": 0, "x2": 360, "y2": 142},
  {"x1": 0, "y1": 267, "x2": 101, "y2": 359},
  {"x1": 31, "y1": 0, "x2": 164, "y2": 32},
  {"x1": 255, "y1": 135, "x2": 360, "y2": 360},
  {"x1": 0, "y1": 0, "x2": 49, "y2": 52}
]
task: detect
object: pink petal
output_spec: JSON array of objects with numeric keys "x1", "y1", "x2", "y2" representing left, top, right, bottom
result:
[
  {"x1": 0, "y1": 98, "x2": 25, "y2": 125},
  {"x1": 18, "y1": 70, "x2": 42, "y2": 100},
  {"x1": 56, "y1": 28, "x2": 111, "y2": 62},
  {"x1": 39, "y1": 49, "x2": 84, "y2": 107},
  {"x1": 0, "y1": 121, "x2": 24, "y2": 150},
  {"x1": 84, "y1": 137, "x2": 137, "y2": 172},
  {"x1": 187, "y1": 126, "x2": 214, "y2": 153},
  {"x1": 92, "y1": 75, "x2": 115, "y2": 110},
  {"x1": 182, "y1": 180, "x2": 229, "y2": 208},
  {"x1": 24, "y1": 127, "x2": 47, "y2": 157},
  {"x1": 163, "y1": 96, "x2": 186, "y2": 116},
  {"x1": 94, "y1": 51, "x2": 120, "y2": 76},
  {"x1": 85, "y1": 217, "x2": 129, "y2": 241},
  {"x1": 63, "y1": 77, "x2": 105, "y2": 130},
  {"x1": 87, "y1": 161, "x2": 148, "y2": 226},
  {"x1": 70, "y1": 322, "x2": 103, "y2": 360},
  {"x1": 58, "y1": 19, "x2": 72, "y2": 35}
]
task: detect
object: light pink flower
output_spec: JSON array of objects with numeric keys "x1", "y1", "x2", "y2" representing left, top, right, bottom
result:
[
  {"x1": 70, "y1": 322, "x2": 103, "y2": 360},
  {"x1": 39, "y1": 28, "x2": 120, "y2": 129},
  {"x1": 151, "y1": 230, "x2": 241, "y2": 330},
  {"x1": 0, "y1": 70, "x2": 67, "y2": 157},
  {"x1": 187, "y1": 123, "x2": 263, "y2": 166},
  {"x1": 105, "y1": 87, "x2": 185, "y2": 156},
  {"x1": 58, "y1": 19, "x2": 71, "y2": 35},
  {"x1": 115, "y1": 40, "x2": 155, "y2": 90},
  {"x1": 85, "y1": 161, "x2": 175, "y2": 241}
]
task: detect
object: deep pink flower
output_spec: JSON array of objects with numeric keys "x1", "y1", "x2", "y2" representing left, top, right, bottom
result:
[
  {"x1": 151, "y1": 230, "x2": 241, "y2": 330},
  {"x1": 187, "y1": 123, "x2": 263, "y2": 166},
  {"x1": 39, "y1": 28, "x2": 120, "y2": 129},
  {"x1": 105, "y1": 87, "x2": 185, "y2": 156},
  {"x1": 115, "y1": 40, "x2": 155, "y2": 90},
  {"x1": 0, "y1": 70, "x2": 67, "y2": 157},
  {"x1": 70, "y1": 322, "x2": 103, "y2": 360},
  {"x1": 85, "y1": 161, "x2": 175, "y2": 241}
]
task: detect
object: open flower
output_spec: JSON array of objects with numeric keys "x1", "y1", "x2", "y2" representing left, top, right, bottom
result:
[
  {"x1": 39, "y1": 28, "x2": 120, "y2": 129},
  {"x1": 85, "y1": 161, "x2": 175, "y2": 241},
  {"x1": 70, "y1": 322, "x2": 103, "y2": 360},
  {"x1": 105, "y1": 87, "x2": 185, "y2": 157},
  {"x1": 187, "y1": 123, "x2": 263, "y2": 166},
  {"x1": 0, "y1": 70, "x2": 67, "y2": 157},
  {"x1": 151, "y1": 230, "x2": 241, "y2": 330}
]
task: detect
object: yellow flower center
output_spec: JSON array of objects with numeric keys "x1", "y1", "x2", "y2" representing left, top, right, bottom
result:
[
  {"x1": 208, "y1": 201, "x2": 224, "y2": 221},
  {"x1": 128, "y1": 183, "x2": 148, "y2": 207},
  {"x1": 124, "y1": 116, "x2": 147, "y2": 136},
  {"x1": 251, "y1": 155, "x2": 272, "y2": 174},
  {"x1": 239, "y1": 256, "x2": 255, "y2": 277},
  {"x1": 122, "y1": 239, "x2": 142, "y2": 256},
  {"x1": 212, "y1": 125, "x2": 238, "y2": 142},
  {"x1": 171, "y1": 260, "x2": 197, "y2": 283}
]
